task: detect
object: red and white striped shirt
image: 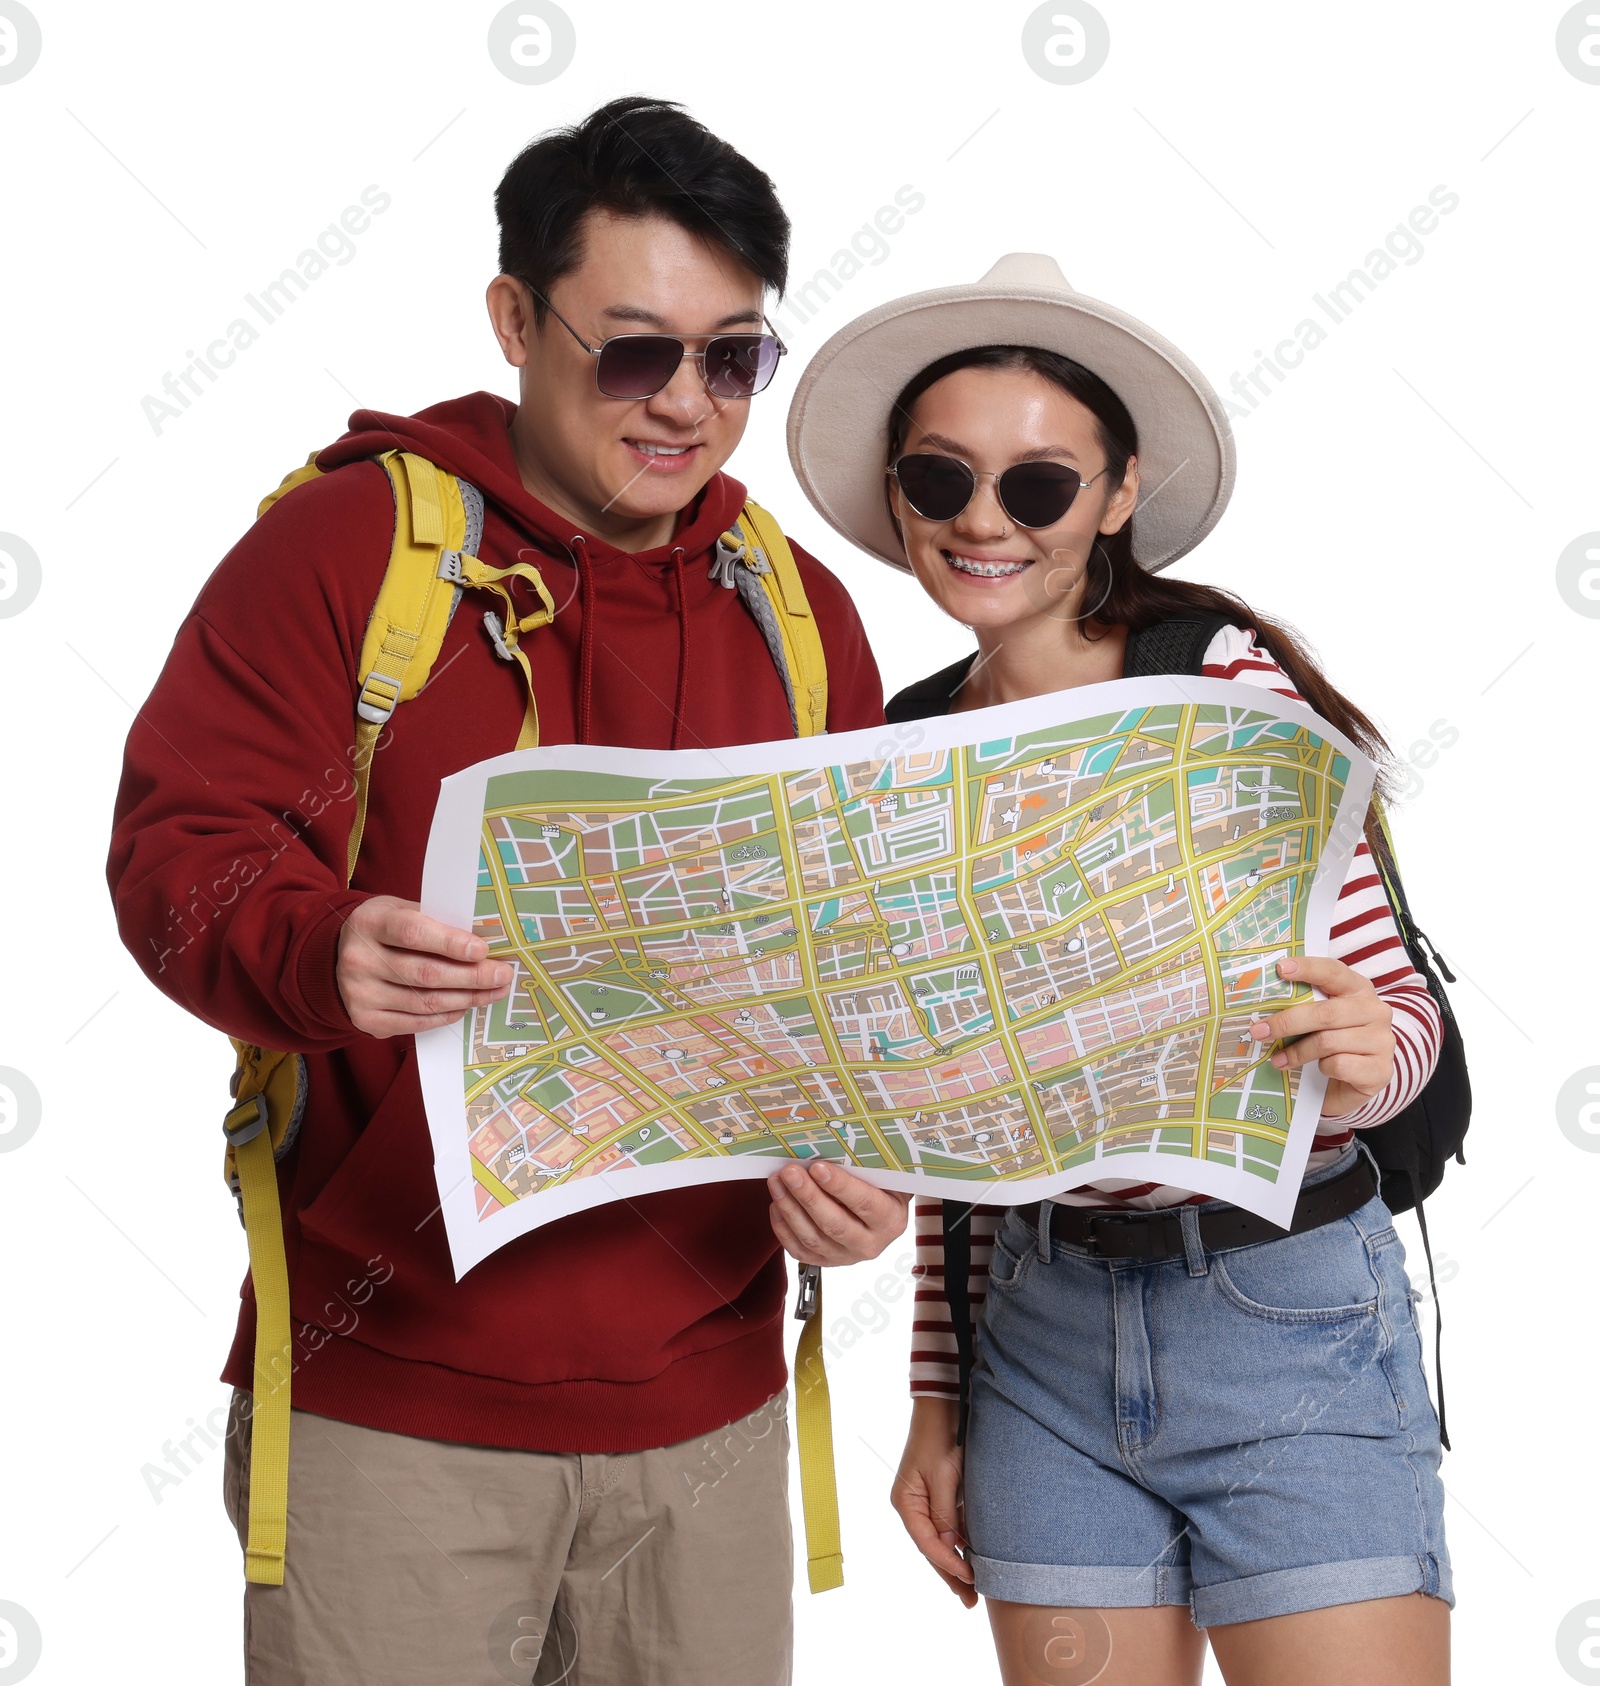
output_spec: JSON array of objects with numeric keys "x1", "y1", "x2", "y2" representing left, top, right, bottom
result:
[{"x1": 910, "y1": 625, "x2": 1444, "y2": 1398}]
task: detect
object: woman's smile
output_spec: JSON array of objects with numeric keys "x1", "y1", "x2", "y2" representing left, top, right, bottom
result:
[{"x1": 942, "y1": 548, "x2": 1033, "y2": 580}]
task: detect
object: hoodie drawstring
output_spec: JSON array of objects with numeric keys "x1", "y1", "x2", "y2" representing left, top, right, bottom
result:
[
  {"x1": 669, "y1": 545, "x2": 689, "y2": 751},
  {"x1": 572, "y1": 534, "x2": 596, "y2": 745}
]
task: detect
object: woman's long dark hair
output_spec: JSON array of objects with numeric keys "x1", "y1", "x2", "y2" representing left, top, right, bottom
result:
[{"x1": 888, "y1": 345, "x2": 1396, "y2": 810}]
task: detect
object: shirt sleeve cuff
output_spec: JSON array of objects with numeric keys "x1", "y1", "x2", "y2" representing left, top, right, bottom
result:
[
  {"x1": 291, "y1": 889, "x2": 372, "y2": 1041},
  {"x1": 1323, "y1": 1091, "x2": 1391, "y2": 1130}
]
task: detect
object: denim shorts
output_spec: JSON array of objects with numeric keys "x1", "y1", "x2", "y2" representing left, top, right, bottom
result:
[{"x1": 963, "y1": 1148, "x2": 1452, "y2": 1628}]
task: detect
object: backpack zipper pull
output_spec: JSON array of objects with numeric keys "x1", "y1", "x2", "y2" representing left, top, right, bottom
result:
[{"x1": 1412, "y1": 926, "x2": 1456, "y2": 983}]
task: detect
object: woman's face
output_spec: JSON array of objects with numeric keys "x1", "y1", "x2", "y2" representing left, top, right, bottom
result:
[{"x1": 889, "y1": 365, "x2": 1139, "y2": 632}]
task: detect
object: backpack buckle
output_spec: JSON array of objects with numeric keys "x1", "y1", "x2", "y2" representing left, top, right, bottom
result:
[
  {"x1": 356, "y1": 670, "x2": 401, "y2": 724},
  {"x1": 483, "y1": 611, "x2": 516, "y2": 662},
  {"x1": 793, "y1": 1262, "x2": 820, "y2": 1321},
  {"x1": 437, "y1": 550, "x2": 466, "y2": 584},
  {"x1": 223, "y1": 1093, "x2": 269, "y2": 1146}
]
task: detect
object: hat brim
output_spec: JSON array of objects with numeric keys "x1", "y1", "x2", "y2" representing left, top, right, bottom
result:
[{"x1": 786, "y1": 280, "x2": 1235, "y2": 574}]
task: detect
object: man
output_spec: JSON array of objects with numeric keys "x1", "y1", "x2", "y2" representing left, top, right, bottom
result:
[{"x1": 108, "y1": 96, "x2": 906, "y2": 1686}]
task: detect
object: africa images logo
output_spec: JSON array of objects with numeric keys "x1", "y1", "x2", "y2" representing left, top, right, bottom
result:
[
  {"x1": 1557, "y1": 1599, "x2": 1600, "y2": 1683},
  {"x1": 1556, "y1": 534, "x2": 1600, "y2": 618},
  {"x1": 1022, "y1": 2, "x2": 1111, "y2": 84},
  {"x1": 487, "y1": 2, "x2": 577, "y2": 84},
  {"x1": 0, "y1": 1068, "x2": 42, "y2": 1154},
  {"x1": 0, "y1": 1601, "x2": 43, "y2": 1683},
  {"x1": 0, "y1": 1, "x2": 42, "y2": 84},
  {"x1": 0, "y1": 536, "x2": 41, "y2": 620},
  {"x1": 1556, "y1": 3, "x2": 1600, "y2": 81},
  {"x1": 1556, "y1": 1068, "x2": 1600, "y2": 1154}
]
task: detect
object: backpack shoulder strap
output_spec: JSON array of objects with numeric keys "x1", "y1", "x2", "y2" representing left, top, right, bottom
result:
[
  {"x1": 224, "y1": 445, "x2": 512, "y2": 1588},
  {"x1": 255, "y1": 448, "x2": 491, "y2": 880},
  {"x1": 885, "y1": 655, "x2": 976, "y2": 723},
  {"x1": 345, "y1": 450, "x2": 481, "y2": 880},
  {"x1": 941, "y1": 1200, "x2": 977, "y2": 1444},
  {"x1": 264, "y1": 447, "x2": 544, "y2": 880},
  {"x1": 220, "y1": 1042, "x2": 305, "y2": 1585},
  {"x1": 1121, "y1": 610, "x2": 1237, "y2": 679},
  {"x1": 1368, "y1": 803, "x2": 1415, "y2": 940},
  {"x1": 792, "y1": 1268, "x2": 844, "y2": 1592},
  {"x1": 733, "y1": 500, "x2": 829, "y2": 737}
]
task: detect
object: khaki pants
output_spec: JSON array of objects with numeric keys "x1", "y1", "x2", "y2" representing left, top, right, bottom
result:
[{"x1": 222, "y1": 1389, "x2": 793, "y2": 1686}]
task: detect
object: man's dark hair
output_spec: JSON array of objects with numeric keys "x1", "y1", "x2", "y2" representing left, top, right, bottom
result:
[{"x1": 495, "y1": 96, "x2": 789, "y2": 321}]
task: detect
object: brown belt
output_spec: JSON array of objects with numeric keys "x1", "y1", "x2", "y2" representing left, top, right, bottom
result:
[{"x1": 1039, "y1": 1152, "x2": 1377, "y2": 1261}]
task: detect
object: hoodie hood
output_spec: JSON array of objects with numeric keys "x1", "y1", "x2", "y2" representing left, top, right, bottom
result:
[
  {"x1": 313, "y1": 391, "x2": 751, "y2": 746},
  {"x1": 313, "y1": 390, "x2": 749, "y2": 568}
]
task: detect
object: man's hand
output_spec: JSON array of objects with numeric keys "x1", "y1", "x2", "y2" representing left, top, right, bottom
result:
[
  {"x1": 892, "y1": 1398, "x2": 977, "y2": 1606},
  {"x1": 1250, "y1": 954, "x2": 1395, "y2": 1117},
  {"x1": 336, "y1": 895, "x2": 514, "y2": 1038},
  {"x1": 766, "y1": 1161, "x2": 910, "y2": 1266}
]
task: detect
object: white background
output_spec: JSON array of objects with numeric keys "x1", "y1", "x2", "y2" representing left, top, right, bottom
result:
[{"x1": 1, "y1": 2, "x2": 1597, "y2": 1682}]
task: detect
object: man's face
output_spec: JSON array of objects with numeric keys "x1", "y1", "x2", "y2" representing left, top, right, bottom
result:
[{"x1": 490, "y1": 210, "x2": 766, "y2": 543}]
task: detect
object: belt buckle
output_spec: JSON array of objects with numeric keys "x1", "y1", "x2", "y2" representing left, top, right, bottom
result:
[
  {"x1": 1084, "y1": 1212, "x2": 1147, "y2": 1259},
  {"x1": 1088, "y1": 1212, "x2": 1176, "y2": 1261}
]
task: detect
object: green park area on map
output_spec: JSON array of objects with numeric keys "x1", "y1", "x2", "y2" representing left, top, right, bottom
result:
[{"x1": 457, "y1": 702, "x2": 1352, "y2": 1220}]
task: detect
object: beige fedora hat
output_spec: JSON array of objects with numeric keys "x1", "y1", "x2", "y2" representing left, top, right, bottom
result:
[{"x1": 786, "y1": 252, "x2": 1235, "y2": 574}]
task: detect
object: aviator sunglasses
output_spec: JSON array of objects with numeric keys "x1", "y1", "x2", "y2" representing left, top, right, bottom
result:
[
  {"x1": 525, "y1": 283, "x2": 787, "y2": 400},
  {"x1": 888, "y1": 452, "x2": 1112, "y2": 530}
]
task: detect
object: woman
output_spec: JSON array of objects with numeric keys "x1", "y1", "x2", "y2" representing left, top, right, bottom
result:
[{"x1": 777, "y1": 256, "x2": 1451, "y2": 1685}]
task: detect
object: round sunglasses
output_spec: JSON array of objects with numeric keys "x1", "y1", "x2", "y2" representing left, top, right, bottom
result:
[
  {"x1": 526, "y1": 283, "x2": 787, "y2": 400},
  {"x1": 888, "y1": 452, "x2": 1111, "y2": 529}
]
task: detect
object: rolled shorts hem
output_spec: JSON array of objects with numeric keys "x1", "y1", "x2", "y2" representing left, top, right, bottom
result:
[
  {"x1": 969, "y1": 1553, "x2": 1193, "y2": 1607},
  {"x1": 1192, "y1": 1552, "x2": 1455, "y2": 1628}
]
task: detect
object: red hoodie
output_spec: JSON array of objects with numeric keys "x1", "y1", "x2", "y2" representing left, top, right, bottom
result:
[{"x1": 108, "y1": 391, "x2": 885, "y2": 1452}]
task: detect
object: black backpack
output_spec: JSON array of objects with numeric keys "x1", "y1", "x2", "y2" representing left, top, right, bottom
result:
[{"x1": 908, "y1": 613, "x2": 1471, "y2": 1447}]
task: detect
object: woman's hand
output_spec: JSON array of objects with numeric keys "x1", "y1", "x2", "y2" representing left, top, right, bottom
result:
[
  {"x1": 891, "y1": 1398, "x2": 977, "y2": 1606},
  {"x1": 1251, "y1": 955, "x2": 1394, "y2": 1117},
  {"x1": 766, "y1": 1162, "x2": 910, "y2": 1265}
]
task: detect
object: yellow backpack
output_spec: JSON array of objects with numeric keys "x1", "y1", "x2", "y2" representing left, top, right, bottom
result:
[{"x1": 220, "y1": 449, "x2": 842, "y2": 1592}]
